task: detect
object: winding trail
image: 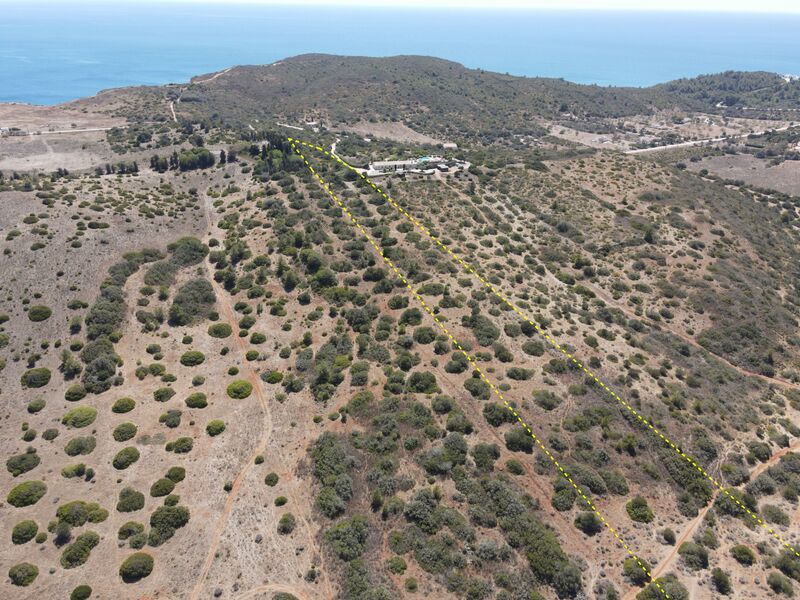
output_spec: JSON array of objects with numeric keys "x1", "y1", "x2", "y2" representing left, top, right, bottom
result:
[
  {"x1": 234, "y1": 584, "x2": 310, "y2": 600},
  {"x1": 194, "y1": 66, "x2": 233, "y2": 84},
  {"x1": 190, "y1": 192, "x2": 332, "y2": 600},
  {"x1": 188, "y1": 193, "x2": 276, "y2": 600},
  {"x1": 632, "y1": 439, "x2": 800, "y2": 595},
  {"x1": 188, "y1": 271, "x2": 276, "y2": 600}
]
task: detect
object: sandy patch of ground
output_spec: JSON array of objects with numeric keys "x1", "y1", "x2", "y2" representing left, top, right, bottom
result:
[
  {"x1": 0, "y1": 131, "x2": 113, "y2": 172},
  {"x1": 0, "y1": 103, "x2": 124, "y2": 133},
  {"x1": 688, "y1": 154, "x2": 800, "y2": 195},
  {"x1": 341, "y1": 121, "x2": 445, "y2": 145}
]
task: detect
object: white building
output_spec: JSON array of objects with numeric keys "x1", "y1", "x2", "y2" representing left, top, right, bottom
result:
[{"x1": 371, "y1": 160, "x2": 420, "y2": 173}]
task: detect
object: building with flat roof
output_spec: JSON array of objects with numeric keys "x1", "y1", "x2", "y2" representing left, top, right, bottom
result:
[{"x1": 371, "y1": 160, "x2": 420, "y2": 172}]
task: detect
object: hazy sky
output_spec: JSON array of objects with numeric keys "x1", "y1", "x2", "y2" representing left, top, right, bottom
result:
[{"x1": 141, "y1": 0, "x2": 800, "y2": 11}]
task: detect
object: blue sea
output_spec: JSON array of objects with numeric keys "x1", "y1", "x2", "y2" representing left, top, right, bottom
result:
[{"x1": 2, "y1": 3, "x2": 799, "y2": 105}]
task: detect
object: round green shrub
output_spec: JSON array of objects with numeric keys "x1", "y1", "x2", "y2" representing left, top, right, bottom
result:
[
  {"x1": 731, "y1": 544, "x2": 756, "y2": 566},
  {"x1": 150, "y1": 478, "x2": 176, "y2": 497},
  {"x1": 61, "y1": 463, "x2": 87, "y2": 479},
  {"x1": 387, "y1": 556, "x2": 407, "y2": 574},
  {"x1": 116, "y1": 487, "x2": 145, "y2": 513},
  {"x1": 118, "y1": 521, "x2": 144, "y2": 540},
  {"x1": 113, "y1": 422, "x2": 137, "y2": 442},
  {"x1": 27, "y1": 398, "x2": 46, "y2": 414},
  {"x1": 62, "y1": 406, "x2": 97, "y2": 428},
  {"x1": 206, "y1": 420, "x2": 226, "y2": 436},
  {"x1": 20, "y1": 367, "x2": 51, "y2": 388},
  {"x1": 159, "y1": 410, "x2": 182, "y2": 428},
  {"x1": 42, "y1": 428, "x2": 59, "y2": 441},
  {"x1": 167, "y1": 437, "x2": 193, "y2": 454},
  {"x1": 626, "y1": 496, "x2": 655, "y2": 523},
  {"x1": 64, "y1": 435, "x2": 96, "y2": 456},
  {"x1": 506, "y1": 459, "x2": 525, "y2": 475},
  {"x1": 153, "y1": 387, "x2": 176, "y2": 402},
  {"x1": 265, "y1": 472, "x2": 279, "y2": 486},
  {"x1": 263, "y1": 371, "x2": 283, "y2": 384},
  {"x1": 662, "y1": 528, "x2": 676, "y2": 545},
  {"x1": 245, "y1": 349, "x2": 259, "y2": 361},
  {"x1": 166, "y1": 466, "x2": 186, "y2": 483},
  {"x1": 208, "y1": 323, "x2": 232, "y2": 338},
  {"x1": 112, "y1": 397, "x2": 136, "y2": 413},
  {"x1": 6, "y1": 448, "x2": 40, "y2": 476},
  {"x1": 64, "y1": 384, "x2": 87, "y2": 402},
  {"x1": 119, "y1": 552, "x2": 154, "y2": 583},
  {"x1": 574, "y1": 511, "x2": 603, "y2": 536},
  {"x1": 56, "y1": 500, "x2": 107, "y2": 525},
  {"x1": 274, "y1": 496, "x2": 288, "y2": 506},
  {"x1": 185, "y1": 392, "x2": 208, "y2": 408},
  {"x1": 71, "y1": 585, "x2": 93, "y2": 600},
  {"x1": 277, "y1": 513, "x2": 296, "y2": 534},
  {"x1": 7, "y1": 480, "x2": 47, "y2": 507},
  {"x1": 28, "y1": 305, "x2": 52, "y2": 322},
  {"x1": 8, "y1": 562, "x2": 38, "y2": 586},
  {"x1": 128, "y1": 532, "x2": 147, "y2": 549},
  {"x1": 250, "y1": 332, "x2": 267, "y2": 344},
  {"x1": 623, "y1": 557, "x2": 651, "y2": 585},
  {"x1": 112, "y1": 447, "x2": 141, "y2": 470},
  {"x1": 179, "y1": 350, "x2": 205, "y2": 366},
  {"x1": 12, "y1": 520, "x2": 38, "y2": 544},
  {"x1": 227, "y1": 380, "x2": 253, "y2": 399}
]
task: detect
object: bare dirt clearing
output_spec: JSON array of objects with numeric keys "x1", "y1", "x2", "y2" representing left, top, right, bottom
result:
[
  {"x1": 0, "y1": 131, "x2": 113, "y2": 171},
  {"x1": 688, "y1": 153, "x2": 800, "y2": 195}
]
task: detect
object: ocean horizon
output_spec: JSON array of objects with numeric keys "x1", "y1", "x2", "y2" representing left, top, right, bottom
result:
[{"x1": 1, "y1": 3, "x2": 799, "y2": 105}]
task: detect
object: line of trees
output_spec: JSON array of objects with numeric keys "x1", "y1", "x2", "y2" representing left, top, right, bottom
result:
[
  {"x1": 95, "y1": 161, "x2": 138, "y2": 176},
  {"x1": 149, "y1": 148, "x2": 237, "y2": 173}
]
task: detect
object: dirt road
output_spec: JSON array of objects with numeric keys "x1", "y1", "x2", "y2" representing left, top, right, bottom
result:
[
  {"x1": 635, "y1": 439, "x2": 800, "y2": 595},
  {"x1": 187, "y1": 271, "x2": 276, "y2": 600}
]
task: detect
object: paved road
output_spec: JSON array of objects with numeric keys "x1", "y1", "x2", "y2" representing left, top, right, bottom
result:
[
  {"x1": 15, "y1": 127, "x2": 114, "y2": 136},
  {"x1": 626, "y1": 124, "x2": 797, "y2": 155}
]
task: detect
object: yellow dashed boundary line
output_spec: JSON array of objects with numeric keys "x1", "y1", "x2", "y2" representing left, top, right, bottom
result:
[
  {"x1": 290, "y1": 137, "x2": 800, "y2": 563},
  {"x1": 290, "y1": 141, "x2": 669, "y2": 599}
]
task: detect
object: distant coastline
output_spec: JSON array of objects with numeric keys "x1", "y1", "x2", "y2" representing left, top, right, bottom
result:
[{"x1": 1, "y1": 4, "x2": 799, "y2": 105}]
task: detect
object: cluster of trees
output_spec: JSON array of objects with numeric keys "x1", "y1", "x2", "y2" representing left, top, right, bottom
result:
[
  {"x1": 312, "y1": 433, "x2": 354, "y2": 519},
  {"x1": 169, "y1": 279, "x2": 215, "y2": 326},
  {"x1": 250, "y1": 136, "x2": 304, "y2": 181},
  {"x1": 81, "y1": 249, "x2": 163, "y2": 394},
  {"x1": 149, "y1": 148, "x2": 218, "y2": 172},
  {"x1": 95, "y1": 161, "x2": 138, "y2": 176}
]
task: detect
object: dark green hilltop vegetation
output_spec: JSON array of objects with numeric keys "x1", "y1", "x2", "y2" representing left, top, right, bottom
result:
[{"x1": 83, "y1": 55, "x2": 800, "y2": 142}]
